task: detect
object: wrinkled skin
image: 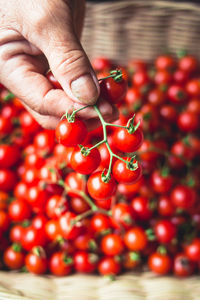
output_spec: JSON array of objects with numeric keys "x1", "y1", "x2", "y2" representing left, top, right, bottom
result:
[{"x1": 0, "y1": 0, "x2": 116, "y2": 129}]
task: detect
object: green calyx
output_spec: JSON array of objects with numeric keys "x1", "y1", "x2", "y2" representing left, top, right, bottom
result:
[
  {"x1": 63, "y1": 255, "x2": 73, "y2": 265},
  {"x1": 126, "y1": 156, "x2": 138, "y2": 171},
  {"x1": 12, "y1": 243, "x2": 22, "y2": 252},
  {"x1": 127, "y1": 115, "x2": 140, "y2": 134},
  {"x1": 129, "y1": 252, "x2": 141, "y2": 262}
]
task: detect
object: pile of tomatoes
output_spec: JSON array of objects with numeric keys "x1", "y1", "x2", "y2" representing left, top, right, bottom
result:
[{"x1": 0, "y1": 53, "x2": 200, "y2": 278}]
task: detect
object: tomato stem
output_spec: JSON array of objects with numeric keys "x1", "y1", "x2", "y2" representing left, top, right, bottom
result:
[
  {"x1": 98, "y1": 69, "x2": 122, "y2": 82},
  {"x1": 94, "y1": 105, "x2": 138, "y2": 181},
  {"x1": 61, "y1": 105, "x2": 91, "y2": 122}
]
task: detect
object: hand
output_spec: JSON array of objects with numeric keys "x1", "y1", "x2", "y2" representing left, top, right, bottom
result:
[{"x1": 0, "y1": 0, "x2": 117, "y2": 129}]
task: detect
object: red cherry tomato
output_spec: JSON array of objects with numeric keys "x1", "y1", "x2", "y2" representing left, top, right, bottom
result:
[
  {"x1": 98, "y1": 257, "x2": 121, "y2": 275},
  {"x1": 74, "y1": 251, "x2": 98, "y2": 273},
  {"x1": 56, "y1": 118, "x2": 87, "y2": 147},
  {"x1": 171, "y1": 185, "x2": 196, "y2": 209},
  {"x1": 8, "y1": 199, "x2": 31, "y2": 222},
  {"x1": 49, "y1": 251, "x2": 73, "y2": 276},
  {"x1": 25, "y1": 247, "x2": 47, "y2": 274},
  {"x1": 0, "y1": 145, "x2": 20, "y2": 168},
  {"x1": 111, "y1": 203, "x2": 134, "y2": 229},
  {"x1": 91, "y1": 214, "x2": 111, "y2": 234},
  {"x1": 113, "y1": 127, "x2": 143, "y2": 153},
  {"x1": 58, "y1": 211, "x2": 82, "y2": 240},
  {"x1": 154, "y1": 220, "x2": 176, "y2": 243},
  {"x1": 3, "y1": 244, "x2": 25, "y2": 270},
  {"x1": 124, "y1": 227, "x2": 147, "y2": 251},
  {"x1": 100, "y1": 74, "x2": 127, "y2": 104},
  {"x1": 70, "y1": 146, "x2": 101, "y2": 175},
  {"x1": 101, "y1": 234, "x2": 124, "y2": 256},
  {"x1": 131, "y1": 196, "x2": 153, "y2": 221},
  {"x1": 151, "y1": 169, "x2": 173, "y2": 194},
  {"x1": 148, "y1": 251, "x2": 172, "y2": 275},
  {"x1": 173, "y1": 253, "x2": 195, "y2": 277},
  {"x1": 112, "y1": 158, "x2": 142, "y2": 185},
  {"x1": 87, "y1": 171, "x2": 117, "y2": 201},
  {"x1": 185, "y1": 238, "x2": 200, "y2": 262}
]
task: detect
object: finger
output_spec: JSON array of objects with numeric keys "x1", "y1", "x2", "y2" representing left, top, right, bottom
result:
[
  {"x1": 0, "y1": 52, "x2": 113, "y2": 122},
  {"x1": 22, "y1": 0, "x2": 99, "y2": 105}
]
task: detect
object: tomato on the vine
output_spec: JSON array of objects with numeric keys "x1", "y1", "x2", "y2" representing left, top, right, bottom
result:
[{"x1": 56, "y1": 117, "x2": 87, "y2": 147}]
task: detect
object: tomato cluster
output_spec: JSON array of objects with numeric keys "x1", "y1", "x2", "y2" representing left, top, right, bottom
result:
[{"x1": 0, "y1": 53, "x2": 200, "y2": 278}]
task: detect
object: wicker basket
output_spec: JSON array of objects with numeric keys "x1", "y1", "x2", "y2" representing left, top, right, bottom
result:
[
  {"x1": 82, "y1": 0, "x2": 200, "y2": 64},
  {"x1": 1, "y1": 271, "x2": 200, "y2": 300},
  {"x1": 1, "y1": 2, "x2": 200, "y2": 299}
]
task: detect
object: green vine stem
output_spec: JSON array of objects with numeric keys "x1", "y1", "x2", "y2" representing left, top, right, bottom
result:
[
  {"x1": 98, "y1": 69, "x2": 123, "y2": 82},
  {"x1": 58, "y1": 179, "x2": 111, "y2": 218},
  {"x1": 61, "y1": 105, "x2": 91, "y2": 122},
  {"x1": 93, "y1": 105, "x2": 138, "y2": 182}
]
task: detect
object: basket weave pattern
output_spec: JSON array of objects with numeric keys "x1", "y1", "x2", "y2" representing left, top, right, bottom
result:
[
  {"x1": 82, "y1": 0, "x2": 200, "y2": 63},
  {"x1": 1, "y1": 271, "x2": 200, "y2": 300}
]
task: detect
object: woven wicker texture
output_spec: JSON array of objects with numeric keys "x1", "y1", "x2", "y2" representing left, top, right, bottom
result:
[
  {"x1": 0, "y1": 271, "x2": 200, "y2": 300},
  {"x1": 82, "y1": 0, "x2": 200, "y2": 63},
  {"x1": 0, "y1": 272, "x2": 200, "y2": 300}
]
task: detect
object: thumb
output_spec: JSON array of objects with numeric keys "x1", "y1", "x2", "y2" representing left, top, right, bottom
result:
[{"x1": 27, "y1": 1, "x2": 99, "y2": 105}]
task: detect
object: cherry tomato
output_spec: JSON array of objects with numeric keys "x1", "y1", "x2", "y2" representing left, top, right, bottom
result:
[
  {"x1": 45, "y1": 219, "x2": 60, "y2": 241},
  {"x1": 101, "y1": 234, "x2": 124, "y2": 256},
  {"x1": 0, "y1": 145, "x2": 20, "y2": 168},
  {"x1": 70, "y1": 197, "x2": 90, "y2": 214},
  {"x1": 98, "y1": 257, "x2": 121, "y2": 275},
  {"x1": 49, "y1": 251, "x2": 73, "y2": 276},
  {"x1": 65, "y1": 172, "x2": 87, "y2": 198},
  {"x1": 168, "y1": 85, "x2": 187, "y2": 104},
  {"x1": 123, "y1": 252, "x2": 140, "y2": 270},
  {"x1": 171, "y1": 185, "x2": 196, "y2": 209},
  {"x1": 100, "y1": 74, "x2": 127, "y2": 104},
  {"x1": 112, "y1": 158, "x2": 142, "y2": 185},
  {"x1": 178, "y1": 55, "x2": 198, "y2": 73},
  {"x1": 155, "y1": 55, "x2": 176, "y2": 71},
  {"x1": 71, "y1": 146, "x2": 101, "y2": 175},
  {"x1": 46, "y1": 195, "x2": 69, "y2": 219},
  {"x1": 154, "y1": 220, "x2": 176, "y2": 243},
  {"x1": 158, "y1": 195, "x2": 175, "y2": 217},
  {"x1": 148, "y1": 251, "x2": 172, "y2": 275},
  {"x1": 185, "y1": 238, "x2": 200, "y2": 262},
  {"x1": 151, "y1": 169, "x2": 173, "y2": 194},
  {"x1": 8, "y1": 199, "x2": 31, "y2": 222},
  {"x1": 131, "y1": 196, "x2": 153, "y2": 221},
  {"x1": 92, "y1": 57, "x2": 112, "y2": 72},
  {"x1": 21, "y1": 226, "x2": 47, "y2": 251},
  {"x1": 124, "y1": 227, "x2": 147, "y2": 251},
  {"x1": 91, "y1": 214, "x2": 111, "y2": 234},
  {"x1": 56, "y1": 118, "x2": 87, "y2": 147},
  {"x1": 3, "y1": 244, "x2": 25, "y2": 270},
  {"x1": 87, "y1": 171, "x2": 117, "y2": 201},
  {"x1": 32, "y1": 215, "x2": 48, "y2": 230},
  {"x1": 9, "y1": 224, "x2": 24, "y2": 243},
  {"x1": 25, "y1": 247, "x2": 47, "y2": 274},
  {"x1": 113, "y1": 127, "x2": 143, "y2": 153},
  {"x1": 27, "y1": 186, "x2": 49, "y2": 214},
  {"x1": 111, "y1": 203, "x2": 134, "y2": 229},
  {"x1": 173, "y1": 253, "x2": 195, "y2": 277},
  {"x1": 74, "y1": 251, "x2": 98, "y2": 273},
  {"x1": 177, "y1": 111, "x2": 199, "y2": 132},
  {"x1": 34, "y1": 130, "x2": 55, "y2": 154},
  {"x1": 58, "y1": 211, "x2": 82, "y2": 240},
  {"x1": 0, "y1": 169, "x2": 17, "y2": 192},
  {"x1": 19, "y1": 111, "x2": 41, "y2": 134}
]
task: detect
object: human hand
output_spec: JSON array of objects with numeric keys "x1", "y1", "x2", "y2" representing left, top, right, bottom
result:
[{"x1": 0, "y1": 0, "x2": 116, "y2": 129}]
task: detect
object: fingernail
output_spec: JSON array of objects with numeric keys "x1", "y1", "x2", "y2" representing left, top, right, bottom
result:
[{"x1": 71, "y1": 74, "x2": 99, "y2": 104}]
